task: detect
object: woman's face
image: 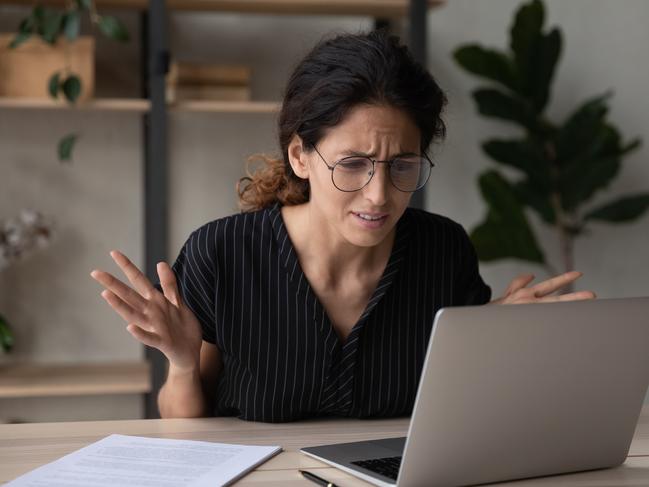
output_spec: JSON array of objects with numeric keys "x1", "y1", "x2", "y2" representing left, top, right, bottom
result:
[{"x1": 295, "y1": 103, "x2": 421, "y2": 249}]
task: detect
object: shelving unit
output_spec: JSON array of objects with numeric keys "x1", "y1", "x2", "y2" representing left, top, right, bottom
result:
[
  {"x1": 0, "y1": 0, "x2": 444, "y2": 16},
  {"x1": 0, "y1": 0, "x2": 444, "y2": 418}
]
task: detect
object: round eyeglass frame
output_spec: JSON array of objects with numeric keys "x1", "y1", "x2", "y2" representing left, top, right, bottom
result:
[{"x1": 311, "y1": 144, "x2": 434, "y2": 193}]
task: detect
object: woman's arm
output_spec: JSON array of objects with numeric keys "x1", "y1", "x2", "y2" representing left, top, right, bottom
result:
[
  {"x1": 91, "y1": 250, "x2": 217, "y2": 418},
  {"x1": 158, "y1": 340, "x2": 223, "y2": 418}
]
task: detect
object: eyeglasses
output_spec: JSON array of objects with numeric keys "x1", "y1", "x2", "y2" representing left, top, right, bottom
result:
[{"x1": 311, "y1": 145, "x2": 434, "y2": 193}]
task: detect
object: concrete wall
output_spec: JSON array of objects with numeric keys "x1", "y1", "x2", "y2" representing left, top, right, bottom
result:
[{"x1": 1, "y1": 0, "x2": 647, "y2": 422}]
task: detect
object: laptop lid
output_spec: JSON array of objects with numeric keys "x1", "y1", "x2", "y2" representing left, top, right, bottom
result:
[
  {"x1": 302, "y1": 297, "x2": 649, "y2": 487},
  {"x1": 398, "y1": 297, "x2": 649, "y2": 486}
]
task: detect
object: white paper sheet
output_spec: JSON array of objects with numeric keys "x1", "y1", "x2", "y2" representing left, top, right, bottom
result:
[{"x1": 5, "y1": 434, "x2": 281, "y2": 487}]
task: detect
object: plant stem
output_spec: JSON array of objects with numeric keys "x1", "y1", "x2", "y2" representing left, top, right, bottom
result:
[
  {"x1": 556, "y1": 219, "x2": 575, "y2": 293},
  {"x1": 545, "y1": 140, "x2": 576, "y2": 292},
  {"x1": 543, "y1": 262, "x2": 560, "y2": 278}
]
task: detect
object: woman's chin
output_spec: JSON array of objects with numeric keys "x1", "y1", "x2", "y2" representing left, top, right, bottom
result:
[{"x1": 344, "y1": 221, "x2": 394, "y2": 247}]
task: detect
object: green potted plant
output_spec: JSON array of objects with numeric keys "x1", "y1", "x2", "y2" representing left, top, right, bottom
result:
[
  {"x1": 453, "y1": 0, "x2": 648, "y2": 285},
  {"x1": 8, "y1": 1, "x2": 129, "y2": 162}
]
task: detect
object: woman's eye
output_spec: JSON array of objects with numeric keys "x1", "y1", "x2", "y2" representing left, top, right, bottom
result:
[
  {"x1": 393, "y1": 161, "x2": 416, "y2": 172},
  {"x1": 338, "y1": 159, "x2": 370, "y2": 170}
]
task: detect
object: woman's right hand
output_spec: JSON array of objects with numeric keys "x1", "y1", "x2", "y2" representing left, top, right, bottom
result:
[{"x1": 90, "y1": 250, "x2": 203, "y2": 373}]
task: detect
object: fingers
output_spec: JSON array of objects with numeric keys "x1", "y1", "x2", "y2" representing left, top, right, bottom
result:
[
  {"x1": 91, "y1": 269, "x2": 148, "y2": 311},
  {"x1": 504, "y1": 273, "x2": 535, "y2": 296},
  {"x1": 157, "y1": 262, "x2": 181, "y2": 307},
  {"x1": 99, "y1": 289, "x2": 148, "y2": 329},
  {"x1": 109, "y1": 250, "x2": 156, "y2": 298},
  {"x1": 535, "y1": 290, "x2": 597, "y2": 303},
  {"x1": 531, "y1": 271, "x2": 583, "y2": 298},
  {"x1": 126, "y1": 323, "x2": 161, "y2": 349}
]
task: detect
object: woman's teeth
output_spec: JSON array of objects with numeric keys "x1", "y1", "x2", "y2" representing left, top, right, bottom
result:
[{"x1": 357, "y1": 213, "x2": 384, "y2": 221}]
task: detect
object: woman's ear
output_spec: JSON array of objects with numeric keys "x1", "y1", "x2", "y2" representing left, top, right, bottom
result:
[{"x1": 287, "y1": 134, "x2": 310, "y2": 180}]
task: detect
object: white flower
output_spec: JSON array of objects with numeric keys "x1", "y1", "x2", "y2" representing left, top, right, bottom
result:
[{"x1": 0, "y1": 209, "x2": 54, "y2": 270}]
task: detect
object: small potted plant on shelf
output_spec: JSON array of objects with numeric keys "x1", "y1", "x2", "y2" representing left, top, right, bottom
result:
[
  {"x1": 0, "y1": 209, "x2": 55, "y2": 354},
  {"x1": 3, "y1": 1, "x2": 130, "y2": 162}
]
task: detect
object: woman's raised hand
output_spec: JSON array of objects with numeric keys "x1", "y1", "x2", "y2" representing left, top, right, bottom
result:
[
  {"x1": 491, "y1": 271, "x2": 596, "y2": 305},
  {"x1": 90, "y1": 250, "x2": 203, "y2": 372}
]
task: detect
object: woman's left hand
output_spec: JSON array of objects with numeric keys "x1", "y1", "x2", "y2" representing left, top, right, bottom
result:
[{"x1": 491, "y1": 270, "x2": 596, "y2": 305}]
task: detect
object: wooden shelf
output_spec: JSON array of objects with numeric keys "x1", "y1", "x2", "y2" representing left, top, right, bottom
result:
[
  {"x1": 0, "y1": 97, "x2": 281, "y2": 114},
  {"x1": 0, "y1": 0, "x2": 445, "y2": 16},
  {"x1": 0, "y1": 97, "x2": 150, "y2": 112},
  {"x1": 171, "y1": 100, "x2": 280, "y2": 113},
  {"x1": 0, "y1": 361, "x2": 151, "y2": 398}
]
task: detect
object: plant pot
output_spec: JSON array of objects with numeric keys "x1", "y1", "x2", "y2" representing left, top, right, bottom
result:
[{"x1": 0, "y1": 34, "x2": 95, "y2": 101}]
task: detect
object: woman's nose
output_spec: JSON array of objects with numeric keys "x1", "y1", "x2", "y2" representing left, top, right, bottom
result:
[{"x1": 362, "y1": 163, "x2": 389, "y2": 206}]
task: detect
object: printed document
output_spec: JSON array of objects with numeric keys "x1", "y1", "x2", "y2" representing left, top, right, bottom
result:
[{"x1": 5, "y1": 434, "x2": 281, "y2": 487}]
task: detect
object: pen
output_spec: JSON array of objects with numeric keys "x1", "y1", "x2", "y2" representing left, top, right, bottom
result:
[{"x1": 299, "y1": 469, "x2": 339, "y2": 487}]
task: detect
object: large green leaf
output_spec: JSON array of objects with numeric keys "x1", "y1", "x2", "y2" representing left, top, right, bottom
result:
[
  {"x1": 513, "y1": 179, "x2": 556, "y2": 224},
  {"x1": 559, "y1": 155, "x2": 620, "y2": 211},
  {"x1": 509, "y1": 0, "x2": 543, "y2": 95},
  {"x1": 472, "y1": 88, "x2": 537, "y2": 130},
  {"x1": 528, "y1": 28, "x2": 562, "y2": 112},
  {"x1": 557, "y1": 123, "x2": 640, "y2": 211},
  {"x1": 584, "y1": 194, "x2": 649, "y2": 223},
  {"x1": 510, "y1": 0, "x2": 544, "y2": 70},
  {"x1": 470, "y1": 170, "x2": 545, "y2": 263},
  {"x1": 555, "y1": 92, "x2": 612, "y2": 164},
  {"x1": 98, "y1": 16, "x2": 130, "y2": 42},
  {"x1": 482, "y1": 137, "x2": 551, "y2": 187},
  {"x1": 508, "y1": 1, "x2": 562, "y2": 113},
  {"x1": 453, "y1": 44, "x2": 518, "y2": 92}
]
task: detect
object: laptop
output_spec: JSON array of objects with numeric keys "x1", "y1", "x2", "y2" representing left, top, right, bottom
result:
[{"x1": 301, "y1": 297, "x2": 649, "y2": 487}]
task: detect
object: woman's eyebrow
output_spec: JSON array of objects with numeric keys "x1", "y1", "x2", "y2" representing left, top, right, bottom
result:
[{"x1": 340, "y1": 149, "x2": 419, "y2": 158}]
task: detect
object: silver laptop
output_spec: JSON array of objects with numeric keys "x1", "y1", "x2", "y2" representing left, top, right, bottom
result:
[{"x1": 301, "y1": 297, "x2": 649, "y2": 486}]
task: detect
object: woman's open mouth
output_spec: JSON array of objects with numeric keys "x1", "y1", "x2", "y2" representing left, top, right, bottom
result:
[{"x1": 352, "y1": 211, "x2": 389, "y2": 229}]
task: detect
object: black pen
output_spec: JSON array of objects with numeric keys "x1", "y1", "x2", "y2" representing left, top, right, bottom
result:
[{"x1": 299, "y1": 469, "x2": 340, "y2": 487}]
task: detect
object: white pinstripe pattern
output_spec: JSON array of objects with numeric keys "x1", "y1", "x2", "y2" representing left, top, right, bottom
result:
[{"x1": 157, "y1": 203, "x2": 491, "y2": 422}]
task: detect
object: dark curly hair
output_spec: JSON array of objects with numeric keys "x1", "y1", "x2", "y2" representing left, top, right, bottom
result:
[{"x1": 238, "y1": 29, "x2": 447, "y2": 211}]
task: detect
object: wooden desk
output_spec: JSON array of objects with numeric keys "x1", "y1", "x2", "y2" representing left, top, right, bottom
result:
[{"x1": 2, "y1": 406, "x2": 649, "y2": 486}]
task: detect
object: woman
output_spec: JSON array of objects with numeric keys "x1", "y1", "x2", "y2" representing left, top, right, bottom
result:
[{"x1": 90, "y1": 31, "x2": 595, "y2": 422}]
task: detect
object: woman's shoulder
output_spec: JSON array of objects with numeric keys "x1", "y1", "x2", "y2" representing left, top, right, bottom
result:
[{"x1": 185, "y1": 205, "x2": 278, "y2": 248}]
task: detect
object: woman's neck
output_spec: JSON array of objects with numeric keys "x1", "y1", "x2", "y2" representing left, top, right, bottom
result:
[{"x1": 281, "y1": 202, "x2": 395, "y2": 288}]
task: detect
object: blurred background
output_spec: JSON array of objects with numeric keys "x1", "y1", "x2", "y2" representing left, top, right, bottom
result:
[{"x1": 0, "y1": 0, "x2": 647, "y2": 423}]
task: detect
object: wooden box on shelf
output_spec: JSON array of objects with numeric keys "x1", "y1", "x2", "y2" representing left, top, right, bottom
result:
[
  {"x1": 0, "y1": 33, "x2": 95, "y2": 101},
  {"x1": 166, "y1": 61, "x2": 252, "y2": 103}
]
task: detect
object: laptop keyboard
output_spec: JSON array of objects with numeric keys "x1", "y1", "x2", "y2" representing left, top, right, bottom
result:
[{"x1": 352, "y1": 455, "x2": 402, "y2": 480}]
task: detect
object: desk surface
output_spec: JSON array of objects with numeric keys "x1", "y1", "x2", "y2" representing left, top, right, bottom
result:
[{"x1": 2, "y1": 406, "x2": 649, "y2": 486}]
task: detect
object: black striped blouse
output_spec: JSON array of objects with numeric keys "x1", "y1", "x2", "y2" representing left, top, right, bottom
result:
[{"x1": 158, "y1": 203, "x2": 491, "y2": 422}]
